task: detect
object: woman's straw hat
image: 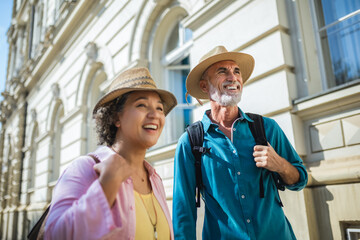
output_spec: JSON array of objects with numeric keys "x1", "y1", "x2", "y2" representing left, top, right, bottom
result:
[
  {"x1": 186, "y1": 46, "x2": 255, "y2": 99},
  {"x1": 93, "y1": 67, "x2": 177, "y2": 115}
]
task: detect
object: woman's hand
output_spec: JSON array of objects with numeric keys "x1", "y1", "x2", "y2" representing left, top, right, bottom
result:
[{"x1": 93, "y1": 153, "x2": 133, "y2": 207}]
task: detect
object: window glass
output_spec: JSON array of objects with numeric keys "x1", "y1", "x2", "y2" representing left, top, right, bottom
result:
[
  {"x1": 160, "y1": 23, "x2": 193, "y2": 145},
  {"x1": 315, "y1": 0, "x2": 360, "y2": 87}
]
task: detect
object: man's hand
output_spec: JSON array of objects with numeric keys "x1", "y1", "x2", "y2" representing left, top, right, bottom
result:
[{"x1": 253, "y1": 143, "x2": 300, "y2": 185}]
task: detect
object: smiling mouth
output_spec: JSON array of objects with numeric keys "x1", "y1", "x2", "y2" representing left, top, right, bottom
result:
[
  {"x1": 143, "y1": 124, "x2": 158, "y2": 130},
  {"x1": 226, "y1": 86, "x2": 238, "y2": 90}
]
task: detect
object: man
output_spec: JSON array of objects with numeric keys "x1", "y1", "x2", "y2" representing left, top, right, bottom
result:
[{"x1": 172, "y1": 46, "x2": 308, "y2": 239}]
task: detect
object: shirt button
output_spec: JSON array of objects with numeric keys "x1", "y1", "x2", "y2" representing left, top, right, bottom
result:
[
  {"x1": 233, "y1": 150, "x2": 236, "y2": 154},
  {"x1": 237, "y1": 172, "x2": 241, "y2": 175},
  {"x1": 233, "y1": 128, "x2": 236, "y2": 131},
  {"x1": 241, "y1": 195, "x2": 245, "y2": 199},
  {"x1": 247, "y1": 219, "x2": 251, "y2": 223},
  {"x1": 130, "y1": 205, "x2": 134, "y2": 210}
]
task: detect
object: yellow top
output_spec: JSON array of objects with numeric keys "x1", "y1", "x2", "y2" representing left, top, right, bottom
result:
[{"x1": 134, "y1": 191, "x2": 170, "y2": 240}]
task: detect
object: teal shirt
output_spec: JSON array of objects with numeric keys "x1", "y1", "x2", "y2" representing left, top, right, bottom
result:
[{"x1": 173, "y1": 109, "x2": 308, "y2": 240}]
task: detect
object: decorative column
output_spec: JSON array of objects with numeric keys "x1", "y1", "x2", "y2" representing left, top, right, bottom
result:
[{"x1": 11, "y1": 92, "x2": 27, "y2": 207}]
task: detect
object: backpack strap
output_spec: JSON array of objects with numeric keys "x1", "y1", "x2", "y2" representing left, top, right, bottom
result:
[
  {"x1": 186, "y1": 121, "x2": 210, "y2": 208},
  {"x1": 246, "y1": 113, "x2": 267, "y2": 146},
  {"x1": 88, "y1": 154, "x2": 100, "y2": 164},
  {"x1": 246, "y1": 113, "x2": 266, "y2": 199},
  {"x1": 246, "y1": 113, "x2": 284, "y2": 206}
]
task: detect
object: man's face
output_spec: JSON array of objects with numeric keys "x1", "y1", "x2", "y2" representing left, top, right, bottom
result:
[{"x1": 200, "y1": 60, "x2": 243, "y2": 106}]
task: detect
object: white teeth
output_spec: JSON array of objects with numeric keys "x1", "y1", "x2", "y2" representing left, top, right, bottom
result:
[
  {"x1": 144, "y1": 124, "x2": 157, "y2": 130},
  {"x1": 227, "y1": 86, "x2": 237, "y2": 90}
]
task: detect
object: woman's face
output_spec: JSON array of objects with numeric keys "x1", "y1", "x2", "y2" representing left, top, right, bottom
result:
[{"x1": 116, "y1": 91, "x2": 165, "y2": 149}]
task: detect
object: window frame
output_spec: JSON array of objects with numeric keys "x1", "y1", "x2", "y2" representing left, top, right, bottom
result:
[
  {"x1": 309, "y1": 0, "x2": 360, "y2": 90},
  {"x1": 161, "y1": 27, "x2": 194, "y2": 145}
]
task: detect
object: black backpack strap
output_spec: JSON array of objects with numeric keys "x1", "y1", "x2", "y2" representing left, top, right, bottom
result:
[
  {"x1": 246, "y1": 113, "x2": 284, "y2": 206},
  {"x1": 186, "y1": 121, "x2": 210, "y2": 208},
  {"x1": 246, "y1": 113, "x2": 267, "y2": 146},
  {"x1": 246, "y1": 113, "x2": 266, "y2": 199}
]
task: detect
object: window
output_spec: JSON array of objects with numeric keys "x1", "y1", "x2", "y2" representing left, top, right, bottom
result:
[
  {"x1": 162, "y1": 22, "x2": 193, "y2": 144},
  {"x1": 29, "y1": 2, "x2": 44, "y2": 59},
  {"x1": 311, "y1": 0, "x2": 360, "y2": 89},
  {"x1": 86, "y1": 70, "x2": 106, "y2": 152},
  {"x1": 341, "y1": 222, "x2": 360, "y2": 240},
  {"x1": 28, "y1": 127, "x2": 38, "y2": 190},
  {"x1": 50, "y1": 105, "x2": 63, "y2": 182},
  {"x1": 347, "y1": 228, "x2": 360, "y2": 240},
  {"x1": 55, "y1": 0, "x2": 66, "y2": 21}
]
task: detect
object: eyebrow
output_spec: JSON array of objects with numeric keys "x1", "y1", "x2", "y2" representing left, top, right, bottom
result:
[
  {"x1": 216, "y1": 67, "x2": 240, "y2": 72},
  {"x1": 216, "y1": 67, "x2": 227, "y2": 72}
]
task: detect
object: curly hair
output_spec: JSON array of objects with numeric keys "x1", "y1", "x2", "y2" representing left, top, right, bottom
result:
[{"x1": 93, "y1": 92, "x2": 131, "y2": 146}]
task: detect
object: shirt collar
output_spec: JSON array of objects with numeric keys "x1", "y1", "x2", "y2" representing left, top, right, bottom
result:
[{"x1": 202, "y1": 107, "x2": 254, "y2": 132}]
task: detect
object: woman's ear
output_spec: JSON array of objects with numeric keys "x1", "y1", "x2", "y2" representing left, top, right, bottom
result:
[
  {"x1": 199, "y1": 80, "x2": 208, "y2": 93},
  {"x1": 115, "y1": 112, "x2": 122, "y2": 128}
]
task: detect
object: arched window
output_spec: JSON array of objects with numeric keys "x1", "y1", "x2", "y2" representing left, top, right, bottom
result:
[
  {"x1": 28, "y1": 125, "x2": 38, "y2": 190},
  {"x1": 162, "y1": 21, "x2": 193, "y2": 145},
  {"x1": 148, "y1": 6, "x2": 193, "y2": 148},
  {"x1": 30, "y1": 1, "x2": 44, "y2": 59},
  {"x1": 3, "y1": 141, "x2": 13, "y2": 207},
  {"x1": 50, "y1": 104, "x2": 64, "y2": 182},
  {"x1": 86, "y1": 70, "x2": 106, "y2": 152}
]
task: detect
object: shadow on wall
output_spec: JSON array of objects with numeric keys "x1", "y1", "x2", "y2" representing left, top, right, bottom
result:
[{"x1": 305, "y1": 185, "x2": 334, "y2": 240}]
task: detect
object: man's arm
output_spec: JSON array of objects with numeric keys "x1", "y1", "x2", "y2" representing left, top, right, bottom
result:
[
  {"x1": 252, "y1": 117, "x2": 308, "y2": 190},
  {"x1": 173, "y1": 133, "x2": 198, "y2": 239},
  {"x1": 253, "y1": 143, "x2": 300, "y2": 185}
]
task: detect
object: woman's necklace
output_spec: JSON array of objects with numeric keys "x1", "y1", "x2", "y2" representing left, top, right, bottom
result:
[
  {"x1": 138, "y1": 192, "x2": 158, "y2": 240},
  {"x1": 133, "y1": 170, "x2": 146, "y2": 182}
]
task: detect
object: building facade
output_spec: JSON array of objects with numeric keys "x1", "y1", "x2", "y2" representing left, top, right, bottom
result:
[{"x1": 0, "y1": 0, "x2": 359, "y2": 239}]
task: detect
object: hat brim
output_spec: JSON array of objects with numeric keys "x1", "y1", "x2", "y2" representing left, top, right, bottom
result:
[
  {"x1": 93, "y1": 88, "x2": 177, "y2": 116},
  {"x1": 186, "y1": 52, "x2": 255, "y2": 99}
]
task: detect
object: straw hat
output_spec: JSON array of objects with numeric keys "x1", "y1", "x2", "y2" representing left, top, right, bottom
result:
[
  {"x1": 93, "y1": 67, "x2": 177, "y2": 115},
  {"x1": 186, "y1": 46, "x2": 255, "y2": 99}
]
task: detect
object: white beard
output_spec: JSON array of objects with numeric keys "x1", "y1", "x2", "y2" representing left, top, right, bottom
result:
[{"x1": 208, "y1": 81, "x2": 242, "y2": 106}]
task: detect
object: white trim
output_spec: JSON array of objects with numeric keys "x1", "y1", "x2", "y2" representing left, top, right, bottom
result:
[
  {"x1": 292, "y1": 83, "x2": 360, "y2": 120},
  {"x1": 162, "y1": 40, "x2": 193, "y2": 66},
  {"x1": 319, "y1": 9, "x2": 360, "y2": 32},
  {"x1": 347, "y1": 228, "x2": 360, "y2": 240}
]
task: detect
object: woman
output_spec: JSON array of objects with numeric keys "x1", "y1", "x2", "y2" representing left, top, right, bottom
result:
[{"x1": 44, "y1": 67, "x2": 177, "y2": 239}]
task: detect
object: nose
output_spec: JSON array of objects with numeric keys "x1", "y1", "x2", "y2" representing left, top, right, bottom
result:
[
  {"x1": 147, "y1": 105, "x2": 162, "y2": 119},
  {"x1": 226, "y1": 71, "x2": 236, "y2": 81}
]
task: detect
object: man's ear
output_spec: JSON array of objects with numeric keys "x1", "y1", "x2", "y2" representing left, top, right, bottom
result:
[{"x1": 199, "y1": 80, "x2": 208, "y2": 93}]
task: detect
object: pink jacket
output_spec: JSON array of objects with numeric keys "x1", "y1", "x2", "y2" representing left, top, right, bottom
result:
[{"x1": 44, "y1": 146, "x2": 174, "y2": 240}]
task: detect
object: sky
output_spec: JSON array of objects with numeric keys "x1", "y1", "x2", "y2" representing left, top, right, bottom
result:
[{"x1": 0, "y1": 1, "x2": 13, "y2": 103}]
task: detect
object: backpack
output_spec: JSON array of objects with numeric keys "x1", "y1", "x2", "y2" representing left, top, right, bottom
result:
[
  {"x1": 27, "y1": 154, "x2": 100, "y2": 240},
  {"x1": 186, "y1": 113, "x2": 285, "y2": 208}
]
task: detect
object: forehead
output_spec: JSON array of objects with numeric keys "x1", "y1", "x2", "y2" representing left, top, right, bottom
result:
[
  {"x1": 127, "y1": 91, "x2": 162, "y2": 101},
  {"x1": 208, "y1": 60, "x2": 240, "y2": 71}
]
